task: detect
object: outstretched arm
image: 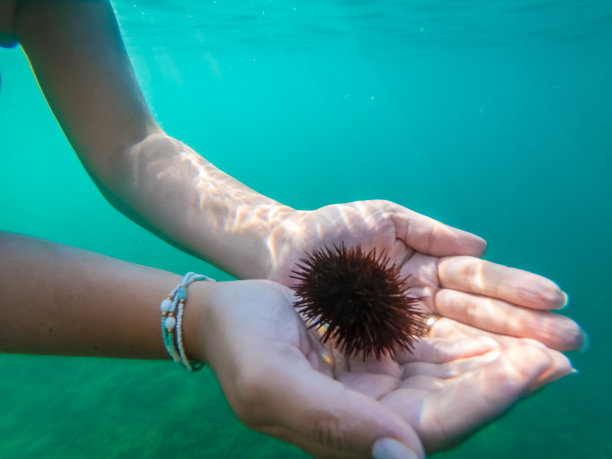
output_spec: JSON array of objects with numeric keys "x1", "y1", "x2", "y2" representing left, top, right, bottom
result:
[
  {"x1": 10, "y1": 1, "x2": 485, "y2": 283},
  {"x1": 0, "y1": 231, "x2": 425, "y2": 458},
  {"x1": 0, "y1": 231, "x2": 202, "y2": 358},
  {"x1": 9, "y1": 1, "x2": 583, "y2": 354},
  {"x1": 12, "y1": 0, "x2": 292, "y2": 279},
  {"x1": 0, "y1": 232, "x2": 575, "y2": 458}
]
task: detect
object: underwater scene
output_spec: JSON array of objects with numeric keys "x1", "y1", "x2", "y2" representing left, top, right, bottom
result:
[{"x1": 1, "y1": 0, "x2": 611, "y2": 457}]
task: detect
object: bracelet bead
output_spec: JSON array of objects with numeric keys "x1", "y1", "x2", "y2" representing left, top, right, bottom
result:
[
  {"x1": 160, "y1": 298, "x2": 172, "y2": 313},
  {"x1": 160, "y1": 272, "x2": 214, "y2": 372},
  {"x1": 164, "y1": 317, "x2": 176, "y2": 330}
]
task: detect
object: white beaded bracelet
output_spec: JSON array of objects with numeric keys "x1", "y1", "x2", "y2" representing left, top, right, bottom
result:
[{"x1": 161, "y1": 272, "x2": 214, "y2": 371}]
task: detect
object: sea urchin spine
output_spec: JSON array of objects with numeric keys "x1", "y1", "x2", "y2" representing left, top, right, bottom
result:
[{"x1": 291, "y1": 244, "x2": 425, "y2": 359}]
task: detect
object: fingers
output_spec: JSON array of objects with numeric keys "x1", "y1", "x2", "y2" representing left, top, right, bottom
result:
[
  {"x1": 388, "y1": 206, "x2": 486, "y2": 257},
  {"x1": 528, "y1": 345, "x2": 574, "y2": 391},
  {"x1": 400, "y1": 341, "x2": 573, "y2": 389},
  {"x1": 236, "y1": 344, "x2": 424, "y2": 458},
  {"x1": 437, "y1": 256, "x2": 567, "y2": 309},
  {"x1": 416, "y1": 318, "x2": 576, "y2": 388},
  {"x1": 395, "y1": 336, "x2": 499, "y2": 365},
  {"x1": 335, "y1": 337, "x2": 499, "y2": 401},
  {"x1": 401, "y1": 345, "x2": 502, "y2": 380},
  {"x1": 426, "y1": 315, "x2": 576, "y2": 351},
  {"x1": 434, "y1": 289, "x2": 585, "y2": 351},
  {"x1": 419, "y1": 344, "x2": 551, "y2": 448},
  {"x1": 426, "y1": 315, "x2": 505, "y2": 343},
  {"x1": 334, "y1": 336, "x2": 499, "y2": 401},
  {"x1": 381, "y1": 343, "x2": 566, "y2": 453}
]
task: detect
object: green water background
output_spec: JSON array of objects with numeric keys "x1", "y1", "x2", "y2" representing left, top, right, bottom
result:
[{"x1": 1, "y1": 1, "x2": 611, "y2": 457}]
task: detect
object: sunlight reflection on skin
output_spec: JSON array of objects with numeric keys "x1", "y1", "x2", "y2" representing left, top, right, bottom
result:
[
  {"x1": 189, "y1": 147, "x2": 580, "y2": 352},
  {"x1": 123, "y1": 132, "x2": 584, "y2": 455},
  {"x1": 182, "y1": 152, "x2": 303, "y2": 277},
  {"x1": 126, "y1": 133, "x2": 299, "y2": 278},
  {"x1": 128, "y1": 132, "x2": 582, "y2": 353},
  {"x1": 327, "y1": 327, "x2": 553, "y2": 452}
]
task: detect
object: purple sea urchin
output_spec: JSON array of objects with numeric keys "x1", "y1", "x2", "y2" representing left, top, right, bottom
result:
[{"x1": 291, "y1": 244, "x2": 425, "y2": 359}]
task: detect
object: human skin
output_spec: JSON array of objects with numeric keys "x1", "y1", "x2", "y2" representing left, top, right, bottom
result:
[
  {"x1": 0, "y1": 0, "x2": 583, "y2": 353},
  {"x1": 0, "y1": 2, "x2": 585, "y2": 455},
  {"x1": 0, "y1": 231, "x2": 574, "y2": 458}
]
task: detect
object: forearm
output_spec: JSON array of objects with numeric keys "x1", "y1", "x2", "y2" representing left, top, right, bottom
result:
[
  {"x1": 98, "y1": 132, "x2": 297, "y2": 280},
  {"x1": 0, "y1": 231, "x2": 210, "y2": 361},
  {"x1": 14, "y1": 0, "x2": 296, "y2": 279}
]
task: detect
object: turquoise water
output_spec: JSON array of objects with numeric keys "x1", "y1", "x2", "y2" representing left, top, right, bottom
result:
[{"x1": 1, "y1": 1, "x2": 611, "y2": 457}]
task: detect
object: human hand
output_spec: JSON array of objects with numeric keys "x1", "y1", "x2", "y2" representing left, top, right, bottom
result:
[
  {"x1": 192, "y1": 280, "x2": 573, "y2": 458},
  {"x1": 267, "y1": 200, "x2": 584, "y2": 352},
  {"x1": 193, "y1": 279, "x2": 422, "y2": 458}
]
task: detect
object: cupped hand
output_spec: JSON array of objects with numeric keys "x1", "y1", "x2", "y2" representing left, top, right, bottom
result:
[
  {"x1": 268, "y1": 200, "x2": 584, "y2": 352},
  {"x1": 338, "y1": 318, "x2": 574, "y2": 453},
  {"x1": 197, "y1": 280, "x2": 573, "y2": 458}
]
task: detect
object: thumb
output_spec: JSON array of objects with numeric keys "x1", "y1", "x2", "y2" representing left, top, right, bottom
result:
[
  {"x1": 390, "y1": 205, "x2": 486, "y2": 257},
  {"x1": 372, "y1": 438, "x2": 420, "y2": 459},
  {"x1": 247, "y1": 358, "x2": 424, "y2": 458}
]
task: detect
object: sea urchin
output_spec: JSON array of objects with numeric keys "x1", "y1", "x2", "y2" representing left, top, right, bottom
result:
[{"x1": 291, "y1": 244, "x2": 425, "y2": 359}]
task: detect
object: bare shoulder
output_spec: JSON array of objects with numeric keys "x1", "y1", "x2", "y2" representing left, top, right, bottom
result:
[{"x1": 0, "y1": 0, "x2": 19, "y2": 48}]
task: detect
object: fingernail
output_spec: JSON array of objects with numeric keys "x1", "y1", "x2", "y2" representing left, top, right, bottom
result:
[
  {"x1": 560, "y1": 291, "x2": 570, "y2": 309},
  {"x1": 372, "y1": 438, "x2": 418, "y2": 459}
]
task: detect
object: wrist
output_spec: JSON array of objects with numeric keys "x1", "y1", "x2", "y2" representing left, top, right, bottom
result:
[
  {"x1": 262, "y1": 208, "x2": 307, "y2": 281},
  {"x1": 178, "y1": 279, "x2": 217, "y2": 366},
  {"x1": 226, "y1": 204, "x2": 300, "y2": 280}
]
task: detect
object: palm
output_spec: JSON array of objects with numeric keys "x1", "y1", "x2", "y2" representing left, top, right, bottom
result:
[
  {"x1": 210, "y1": 201, "x2": 583, "y2": 456},
  {"x1": 272, "y1": 201, "x2": 584, "y2": 352},
  {"x1": 205, "y1": 280, "x2": 572, "y2": 457},
  {"x1": 332, "y1": 322, "x2": 571, "y2": 454}
]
